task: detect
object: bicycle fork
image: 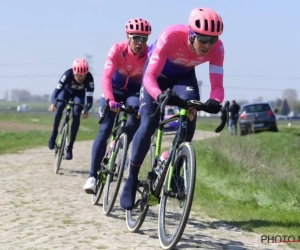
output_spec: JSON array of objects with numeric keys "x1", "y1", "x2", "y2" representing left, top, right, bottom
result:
[{"x1": 150, "y1": 109, "x2": 188, "y2": 200}]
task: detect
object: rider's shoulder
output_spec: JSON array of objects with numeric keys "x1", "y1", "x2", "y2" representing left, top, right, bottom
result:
[
  {"x1": 210, "y1": 39, "x2": 225, "y2": 57},
  {"x1": 109, "y1": 41, "x2": 127, "y2": 54},
  {"x1": 86, "y1": 72, "x2": 94, "y2": 80},
  {"x1": 160, "y1": 24, "x2": 189, "y2": 37},
  {"x1": 59, "y1": 69, "x2": 73, "y2": 83}
]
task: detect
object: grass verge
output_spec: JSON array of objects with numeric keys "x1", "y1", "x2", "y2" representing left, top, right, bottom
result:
[
  {"x1": 192, "y1": 129, "x2": 300, "y2": 249},
  {"x1": 0, "y1": 113, "x2": 99, "y2": 154}
]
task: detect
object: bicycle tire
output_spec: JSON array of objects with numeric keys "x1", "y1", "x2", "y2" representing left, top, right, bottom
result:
[
  {"x1": 92, "y1": 170, "x2": 105, "y2": 205},
  {"x1": 125, "y1": 182, "x2": 149, "y2": 232},
  {"x1": 54, "y1": 124, "x2": 68, "y2": 174},
  {"x1": 91, "y1": 134, "x2": 114, "y2": 205},
  {"x1": 103, "y1": 133, "x2": 128, "y2": 215},
  {"x1": 158, "y1": 142, "x2": 196, "y2": 250}
]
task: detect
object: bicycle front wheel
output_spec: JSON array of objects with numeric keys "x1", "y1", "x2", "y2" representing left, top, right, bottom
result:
[
  {"x1": 158, "y1": 142, "x2": 196, "y2": 250},
  {"x1": 103, "y1": 133, "x2": 128, "y2": 215},
  {"x1": 54, "y1": 124, "x2": 68, "y2": 174},
  {"x1": 126, "y1": 180, "x2": 149, "y2": 232}
]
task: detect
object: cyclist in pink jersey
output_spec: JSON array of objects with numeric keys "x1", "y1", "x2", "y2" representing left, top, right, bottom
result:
[
  {"x1": 83, "y1": 18, "x2": 152, "y2": 193},
  {"x1": 120, "y1": 7, "x2": 225, "y2": 210}
]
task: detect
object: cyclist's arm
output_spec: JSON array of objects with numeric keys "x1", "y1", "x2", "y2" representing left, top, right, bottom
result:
[
  {"x1": 85, "y1": 73, "x2": 94, "y2": 111},
  {"x1": 51, "y1": 71, "x2": 69, "y2": 103},
  {"x1": 209, "y1": 41, "x2": 225, "y2": 103},
  {"x1": 143, "y1": 34, "x2": 169, "y2": 100},
  {"x1": 101, "y1": 44, "x2": 119, "y2": 102}
]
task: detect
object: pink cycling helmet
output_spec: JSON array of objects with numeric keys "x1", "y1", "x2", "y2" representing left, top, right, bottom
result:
[
  {"x1": 189, "y1": 7, "x2": 223, "y2": 36},
  {"x1": 72, "y1": 59, "x2": 89, "y2": 74},
  {"x1": 125, "y1": 18, "x2": 152, "y2": 35}
]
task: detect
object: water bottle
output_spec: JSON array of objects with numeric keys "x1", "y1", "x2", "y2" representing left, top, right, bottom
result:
[
  {"x1": 107, "y1": 140, "x2": 115, "y2": 158},
  {"x1": 155, "y1": 151, "x2": 169, "y2": 175}
]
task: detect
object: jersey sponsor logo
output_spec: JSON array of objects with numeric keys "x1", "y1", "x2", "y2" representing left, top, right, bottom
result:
[
  {"x1": 149, "y1": 53, "x2": 159, "y2": 65},
  {"x1": 60, "y1": 75, "x2": 66, "y2": 83},
  {"x1": 71, "y1": 82, "x2": 85, "y2": 90},
  {"x1": 156, "y1": 32, "x2": 167, "y2": 50},
  {"x1": 56, "y1": 83, "x2": 62, "y2": 89},
  {"x1": 89, "y1": 82, "x2": 94, "y2": 88},
  {"x1": 219, "y1": 45, "x2": 224, "y2": 56},
  {"x1": 104, "y1": 61, "x2": 112, "y2": 69}
]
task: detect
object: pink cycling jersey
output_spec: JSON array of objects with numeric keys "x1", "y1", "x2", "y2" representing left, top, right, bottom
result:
[
  {"x1": 102, "y1": 41, "x2": 149, "y2": 102},
  {"x1": 144, "y1": 24, "x2": 225, "y2": 103}
]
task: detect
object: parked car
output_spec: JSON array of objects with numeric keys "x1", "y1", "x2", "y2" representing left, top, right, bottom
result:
[
  {"x1": 16, "y1": 104, "x2": 30, "y2": 112},
  {"x1": 238, "y1": 102, "x2": 278, "y2": 136},
  {"x1": 164, "y1": 106, "x2": 179, "y2": 132}
]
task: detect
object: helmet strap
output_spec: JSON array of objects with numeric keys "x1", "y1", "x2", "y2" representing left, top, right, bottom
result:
[
  {"x1": 189, "y1": 36, "x2": 197, "y2": 52},
  {"x1": 189, "y1": 36, "x2": 195, "y2": 44}
]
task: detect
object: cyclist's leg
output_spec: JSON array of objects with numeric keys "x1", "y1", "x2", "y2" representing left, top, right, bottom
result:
[
  {"x1": 65, "y1": 93, "x2": 85, "y2": 160},
  {"x1": 48, "y1": 90, "x2": 68, "y2": 149},
  {"x1": 228, "y1": 118, "x2": 233, "y2": 135},
  {"x1": 120, "y1": 75, "x2": 172, "y2": 210},
  {"x1": 233, "y1": 118, "x2": 238, "y2": 135},
  {"x1": 124, "y1": 92, "x2": 140, "y2": 145},
  {"x1": 171, "y1": 69, "x2": 200, "y2": 191},
  {"x1": 172, "y1": 68, "x2": 200, "y2": 142},
  {"x1": 84, "y1": 89, "x2": 125, "y2": 192}
]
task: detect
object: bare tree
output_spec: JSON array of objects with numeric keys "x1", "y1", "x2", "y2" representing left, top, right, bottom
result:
[
  {"x1": 252, "y1": 96, "x2": 263, "y2": 103},
  {"x1": 282, "y1": 88, "x2": 298, "y2": 109}
]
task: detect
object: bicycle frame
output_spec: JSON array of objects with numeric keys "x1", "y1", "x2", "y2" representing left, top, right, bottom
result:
[
  {"x1": 55, "y1": 98, "x2": 86, "y2": 149},
  {"x1": 106, "y1": 111, "x2": 130, "y2": 169},
  {"x1": 56, "y1": 104, "x2": 73, "y2": 149},
  {"x1": 150, "y1": 90, "x2": 229, "y2": 199},
  {"x1": 151, "y1": 108, "x2": 189, "y2": 198},
  {"x1": 99, "y1": 100, "x2": 138, "y2": 171}
]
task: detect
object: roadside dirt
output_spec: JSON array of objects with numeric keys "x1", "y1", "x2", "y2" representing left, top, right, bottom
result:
[{"x1": 0, "y1": 121, "x2": 51, "y2": 132}]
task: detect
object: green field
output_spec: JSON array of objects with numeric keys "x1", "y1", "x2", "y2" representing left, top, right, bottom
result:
[
  {"x1": 1, "y1": 112, "x2": 300, "y2": 249},
  {"x1": 0, "y1": 112, "x2": 100, "y2": 154}
]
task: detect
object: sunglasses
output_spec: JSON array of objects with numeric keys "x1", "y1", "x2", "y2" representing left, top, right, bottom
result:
[
  {"x1": 195, "y1": 34, "x2": 218, "y2": 44},
  {"x1": 128, "y1": 35, "x2": 148, "y2": 43}
]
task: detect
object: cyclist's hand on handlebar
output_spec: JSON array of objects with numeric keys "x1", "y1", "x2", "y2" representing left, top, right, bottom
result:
[
  {"x1": 81, "y1": 110, "x2": 88, "y2": 119},
  {"x1": 109, "y1": 101, "x2": 121, "y2": 113},
  {"x1": 48, "y1": 104, "x2": 57, "y2": 112},
  {"x1": 157, "y1": 91, "x2": 180, "y2": 106},
  {"x1": 205, "y1": 98, "x2": 222, "y2": 114}
]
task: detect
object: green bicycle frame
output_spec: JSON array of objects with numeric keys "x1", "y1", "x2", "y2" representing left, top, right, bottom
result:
[
  {"x1": 152, "y1": 108, "x2": 189, "y2": 197},
  {"x1": 55, "y1": 104, "x2": 73, "y2": 147},
  {"x1": 107, "y1": 113, "x2": 128, "y2": 169}
]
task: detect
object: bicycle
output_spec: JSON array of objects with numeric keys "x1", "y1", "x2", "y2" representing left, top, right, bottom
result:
[
  {"x1": 125, "y1": 89, "x2": 229, "y2": 250},
  {"x1": 53, "y1": 98, "x2": 86, "y2": 174},
  {"x1": 91, "y1": 99, "x2": 138, "y2": 217}
]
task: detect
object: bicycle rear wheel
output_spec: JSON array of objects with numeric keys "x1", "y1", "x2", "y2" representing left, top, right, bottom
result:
[
  {"x1": 54, "y1": 124, "x2": 68, "y2": 174},
  {"x1": 92, "y1": 134, "x2": 113, "y2": 205},
  {"x1": 103, "y1": 133, "x2": 128, "y2": 215},
  {"x1": 158, "y1": 142, "x2": 196, "y2": 250},
  {"x1": 92, "y1": 169, "x2": 105, "y2": 205}
]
